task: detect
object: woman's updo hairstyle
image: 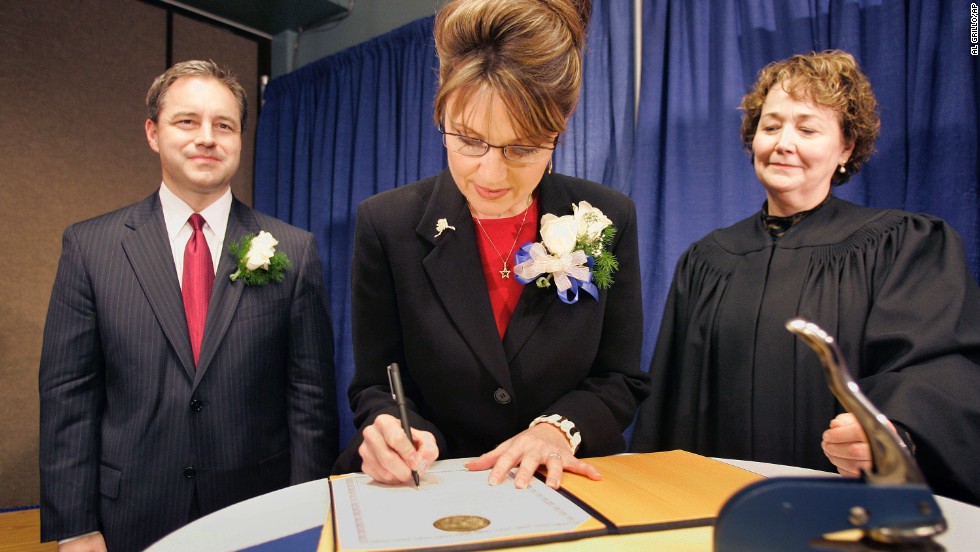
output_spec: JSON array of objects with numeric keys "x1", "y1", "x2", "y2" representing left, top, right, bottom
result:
[{"x1": 433, "y1": 0, "x2": 591, "y2": 144}]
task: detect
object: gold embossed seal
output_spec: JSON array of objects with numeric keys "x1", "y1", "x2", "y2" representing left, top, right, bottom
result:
[{"x1": 433, "y1": 515, "x2": 491, "y2": 532}]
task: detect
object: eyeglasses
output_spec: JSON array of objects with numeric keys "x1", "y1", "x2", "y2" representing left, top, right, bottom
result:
[{"x1": 438, "y1": 125, "x2": 555, "y2": 165}]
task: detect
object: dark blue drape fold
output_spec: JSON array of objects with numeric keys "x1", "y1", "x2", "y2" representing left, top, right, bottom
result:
[
  {"x1": 256, "y1": 1, "x2": 978, "y2": 451},
  {"x1": 558, "y1": 1, "x2": 636, "y2": 191},
  {"x1": 256, "y1": 18, "x2": 444, "y2": 447}
]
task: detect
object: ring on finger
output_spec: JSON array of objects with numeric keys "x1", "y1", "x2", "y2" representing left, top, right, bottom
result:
[{"x1": 548, "y1": 451, "x2": 562, "y2": 460}]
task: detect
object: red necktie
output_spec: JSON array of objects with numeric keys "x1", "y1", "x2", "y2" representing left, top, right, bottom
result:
[{"x1": 182, "y1": 214, "x2": 214, "y2": 367}]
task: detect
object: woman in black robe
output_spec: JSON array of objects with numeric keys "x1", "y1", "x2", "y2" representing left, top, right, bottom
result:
[{"x1": 631, "y1": 50, "x2": 980, "y2": 505}]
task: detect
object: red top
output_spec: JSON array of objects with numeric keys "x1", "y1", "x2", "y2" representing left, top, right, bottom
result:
[{"x1": 473, "y1": 199, "x2": 540, "y2": 338}]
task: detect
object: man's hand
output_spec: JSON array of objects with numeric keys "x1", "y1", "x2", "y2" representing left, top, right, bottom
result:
[{"x1": 59, "y1": 532, "x2": 107, "y2": 552}]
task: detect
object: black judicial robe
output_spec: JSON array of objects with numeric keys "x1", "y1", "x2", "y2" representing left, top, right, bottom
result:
[{"x1": 632, "y1": 195, "x2": 980, "y2": 505}]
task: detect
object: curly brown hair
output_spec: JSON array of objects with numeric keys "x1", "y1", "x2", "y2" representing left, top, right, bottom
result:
[
  {"x1": 739, "y1": 50, "x2": 880, "y2": 185},
  {"x1": 433, "y1": 0, "x2": 591, "y2": 144}
]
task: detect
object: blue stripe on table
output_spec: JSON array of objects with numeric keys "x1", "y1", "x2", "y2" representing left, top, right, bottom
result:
[{"x1": 238, "y1": 526, "x2": 323, "y2": 551}]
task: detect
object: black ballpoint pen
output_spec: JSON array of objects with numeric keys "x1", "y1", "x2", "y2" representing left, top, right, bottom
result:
[{"x1": 387, "y1": 362, "x2": 421, "y2": 488}]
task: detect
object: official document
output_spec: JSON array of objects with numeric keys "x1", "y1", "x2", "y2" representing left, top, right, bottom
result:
[
  {"x1": 324, "y1": 452, "x2": 764, "y2": 551},
  {"x1": 329, "y1": 459, "x2": 603, "y2": 551}
]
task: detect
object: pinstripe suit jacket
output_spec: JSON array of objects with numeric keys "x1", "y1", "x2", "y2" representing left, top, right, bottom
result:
[
  {"x1": 334, "y1": 170, "x2": 650, "y2": 474},
  {"x1": 38, "y1": 193, "x2": 337, "y2": 551}
]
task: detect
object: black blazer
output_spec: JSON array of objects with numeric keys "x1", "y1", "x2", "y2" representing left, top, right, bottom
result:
[
  {"x1": 335, "y1": 170, "x2": 649, "y2": 473},
  {"x1": 39, "y1": 193, "x2": 338, "y2": 551}
]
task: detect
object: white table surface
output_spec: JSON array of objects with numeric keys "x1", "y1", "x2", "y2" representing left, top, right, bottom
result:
[{"x1": 147, "y1": 458, "x2": 980, "y2": 551}]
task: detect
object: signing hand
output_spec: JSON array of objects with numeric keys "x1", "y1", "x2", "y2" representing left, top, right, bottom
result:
[
  {"x1": 464, "y1": 423, "x2": 601, "y2": 489},
  {"x1": 822, "y1": 412, "x2": 897, "y2": 477},
  {"x1": 359, "y1": 413, "x2": 439, "y2": 485}
]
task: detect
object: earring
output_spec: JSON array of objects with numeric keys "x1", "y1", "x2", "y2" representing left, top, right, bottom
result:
[
  {"x1": 838, "y1": 164, "x2": 846, "y2": 174},
  {"x1": 547, "y1": 160, "x2": 553, "y2": 174}
]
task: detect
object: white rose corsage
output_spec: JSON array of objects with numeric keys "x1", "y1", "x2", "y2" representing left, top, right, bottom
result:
[
  {"x1": 512, "y1": 201, "x2": 618, "y2": 304},
  {"x1": 228, "y1": 231, "x2": 291, "y2": 285}
]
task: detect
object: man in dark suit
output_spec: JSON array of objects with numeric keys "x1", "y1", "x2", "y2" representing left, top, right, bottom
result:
[{"x1": 38, "y1": 60, "x2": 337, "y2": 551}]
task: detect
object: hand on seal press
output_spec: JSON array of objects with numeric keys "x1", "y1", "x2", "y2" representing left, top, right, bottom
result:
[{"x1": 822, "y1": 412, "x2": 899, "y2": 478}]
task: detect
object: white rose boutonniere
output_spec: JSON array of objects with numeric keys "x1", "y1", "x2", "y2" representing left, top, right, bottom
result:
[
  {"x1": 228, "y1": 231, "x2": 291, "y2": 285},
  {"x1": 513, "y1": 201, "x2": 619, "y2": 304}
]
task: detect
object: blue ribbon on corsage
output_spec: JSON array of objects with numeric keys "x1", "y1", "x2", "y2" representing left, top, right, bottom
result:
[{"x1": 513, "y1": 242, "x2": 599, "y2": 304}]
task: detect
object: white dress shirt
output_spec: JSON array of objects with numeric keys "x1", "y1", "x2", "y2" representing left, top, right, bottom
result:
[{"x1": 159, "y1": 183, "x2": 232, "y2": 286}]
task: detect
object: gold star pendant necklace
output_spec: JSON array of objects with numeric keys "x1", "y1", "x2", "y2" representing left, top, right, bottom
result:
[{"x1": 472, "y1": 197, "x2": 532, "y2": 279}]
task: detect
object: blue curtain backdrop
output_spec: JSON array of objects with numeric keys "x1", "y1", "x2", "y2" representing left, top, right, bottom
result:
[
  {"x1": 255, "y1": 18, "x2": 443, "y2": 448},
  {"x1": 256, "y1": 0, "x2": 978, "y2": 452}
]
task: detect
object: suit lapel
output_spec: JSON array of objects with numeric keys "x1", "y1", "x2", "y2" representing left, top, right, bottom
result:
[
  {"x1": 121, "y1": 194, "x2": 197, "y2": 380},
  {"x1": 194, "y1": 198, "x2": 253, "y2": 385},
  {"x1": 420, "y1": 171, "x2": 513, "y2": 390},
  {"x1": 502, "y1": 174, "x2": 568, "y2": 362}
]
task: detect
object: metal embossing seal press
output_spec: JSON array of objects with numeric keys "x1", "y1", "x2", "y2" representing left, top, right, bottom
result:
[{"x1": 714, "y1": 318, "x2": 947, "y2": 551}]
